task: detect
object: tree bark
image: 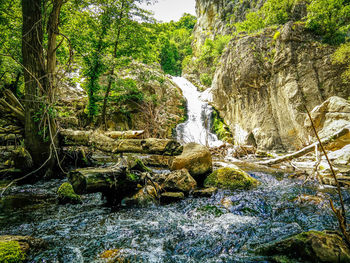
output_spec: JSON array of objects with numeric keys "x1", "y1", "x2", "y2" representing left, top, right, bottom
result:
[
  {"x1": 60, "y1": 129, "x2": 183, "y2": 155},
  {"x1": 22, "y1": 0, "x2": 51, "y2": 166},
  {"x1": 68, "y1": 165, "x2": 128, "y2": 194},
  {"x1": 22, "y1": 0, "x2": 62, "y2": 170},
  {"x1": 101, "y1": 0, "x2": 128, "y2": 129},
  {"x1": 47, "y1": 0, "x2": 63, "y2": 97}
]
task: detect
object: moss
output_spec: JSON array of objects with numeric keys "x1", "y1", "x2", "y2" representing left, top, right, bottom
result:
[
  {"x1": 211, "y1": 109, "x2": 233, "y2": 143},
  {"x1": 134, "y1": 159, "x2": 152, "y2": 173},
  {"x1": 57, "y1": 182, "x2": 82, "y2": 204},
  {"x1": 204, "y1": 167, "x2": 258, "y2": 190},
  {"x1": 0, "y1": 241, "x2": 26, "y2": 263},
  {"x1": 273, "y1": 30, "x2": 281, "y2": 40}
]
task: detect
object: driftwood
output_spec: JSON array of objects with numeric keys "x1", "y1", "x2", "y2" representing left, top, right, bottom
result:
[
  {"x1": 0, "y1": 89, "x2": 25, "y2": 124},
  {"x1": 68, "y1": 164, "x2": 128, "y2": 194},
  {"x1": 258, "y1": 125, "x2": 350, "y2": 166},
  {"x1": 0, "y1": 125, "x2": 23, "y2": 134},
  {"x1": 105, "y1": 130, "x2": 144, "y2": 139},
  {"x1": 60, "y1": 129, "x2": 183, "y2": 156}
]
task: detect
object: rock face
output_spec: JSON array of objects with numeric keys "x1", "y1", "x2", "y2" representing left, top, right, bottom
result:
[
  {"x1": 169, "y1": 143, "x2": 212, "y2": 183},
  {"x1": 192, "y1": 0, "x2": 350, "y2": 150},
  {"x1": 204, "y1": 167, "x2": 258, "y2": 190},
  {"x1": 56, "y1": 62, "x2": 185, "y2": 139},
  {"x1": 192, "y1": 0, "x2": 265, "y2": 55},
  {"x1": 212, "y1": 23, "x2": 350, "y2": 150},
  {"x1": 258, "y1": 230, "x2": 350, "y2": 263},
  {"x1": 306, "y1": 96, "x2": 350, "y2": 151}
]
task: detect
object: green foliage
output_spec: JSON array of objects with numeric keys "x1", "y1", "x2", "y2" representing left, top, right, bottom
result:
[
  {"x1": 273, "y1": 30, "x2": 281, "y2": 40},
  {"x1": 0, "y1": 0, "x2": 23, "y2": 95},
  {"x1": 198, "y1": 35, "x2": 231, "y2": 66},
  {"x1": 159, "y1": 36, "x2": 181, "y2": 75},
  {"x1": 211, "y1": 110, "x2": 233, "y2": 143},
  {"x1": 306, "y1": 0, "x2": 350, "y2": 44},
  {"x1": 234, "y1": 0, "x2": 298, "y2": 33},
  {"x1": 199, "y1": 73, "x2": 212, "y2": 87},
  {"x1": 332, "y1": 42, "x2": 350, "y2": 82},
  {"x1": 110, "y1": 78, "x2": 143, "y2": 104},
  {"x1": 157, "y1": 13, "x2": 197, "y2": 75},
  {"x1": 0, "y1": 241, "x2": 26, "y2": 263},
  {"x1": 233, "y1": 0, "x2": 350, "y2": 45}
]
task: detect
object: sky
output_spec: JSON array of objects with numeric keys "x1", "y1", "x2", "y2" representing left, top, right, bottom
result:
[{"x1": 139, "y1": 0, "x2": 196, "y2": 22}]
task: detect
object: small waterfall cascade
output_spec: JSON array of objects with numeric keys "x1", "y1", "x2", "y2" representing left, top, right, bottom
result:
[{"x1": 173, "y1": 77, "x2": 224, "y2": 147}]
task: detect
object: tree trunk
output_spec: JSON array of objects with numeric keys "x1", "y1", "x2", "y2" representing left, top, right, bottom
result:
[
  {"x1": 22, "y1": 0, "x2": 61, "y2": 170},
  {"x1": 60, "y1": 129, "x2": 183, "y2": 155},
  {"x1": 101, "y1": 0, "x2": 127, "y2": 129},
  {"x1": 47, "y1": 0, "x2": 63, "y2": 97},
  {"x1": 22, "y1": 0, "x2": 51, "y2": 166}
]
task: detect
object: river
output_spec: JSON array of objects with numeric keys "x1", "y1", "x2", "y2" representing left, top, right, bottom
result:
[{"x1": 0, "y1": 78, "x2": 348, "y2": 262}]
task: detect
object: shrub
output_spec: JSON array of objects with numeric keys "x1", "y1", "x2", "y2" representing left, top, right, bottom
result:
[
  {"x1": 332, "y1": 42, "x2": 350, "y2": 82},
  {"x1": 306, "y1": 0, "x2": 350, "y2": 44},
  {"x1": 200, "y1": 73, "x2": 212, "y2": 87},
  {"x1": 0, "y1": 241, "x2": 26, "y2": 263}
]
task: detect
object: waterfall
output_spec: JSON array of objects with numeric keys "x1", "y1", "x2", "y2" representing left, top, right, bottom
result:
[{"x1": 173, "y1": 77, "x2": 224, "y2": 148}]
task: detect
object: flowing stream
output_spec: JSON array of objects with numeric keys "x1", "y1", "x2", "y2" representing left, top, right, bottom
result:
[
  {"x1": 1, "y1": 77, "x2": 349, "y2": 262},
  {"x1": 1, "y1": 175, "x2": 348, "y2": 262},
  {"x1": 173, "y1": 77, "x2": 224, "y2": 147}
]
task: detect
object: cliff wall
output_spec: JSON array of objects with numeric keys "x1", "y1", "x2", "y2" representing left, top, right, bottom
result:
[{"x1": 194, "y1": 0, "x2": 350, "y2": 150}]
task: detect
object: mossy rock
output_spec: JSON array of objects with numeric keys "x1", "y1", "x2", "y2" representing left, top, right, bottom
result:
[
  {"x1": 258, "y1": 230, "x2": 350, "y2": 263},
  {"x1": 204, "y1": 167, "x2": 258, "y2": 190},
  {"x1": 57, "y1": 182, "x2": 82, "y2": 204},
  {"x1": 0, "y1": 241, "x2": 26, "y2": 263}
]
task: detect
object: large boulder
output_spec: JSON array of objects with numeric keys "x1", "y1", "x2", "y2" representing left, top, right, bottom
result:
[
  {"x1": 160, "y1": 192, "x2": 184, "y2": 204},
  {"x1": 122, "y1": 185, "x2": 158, "y2": 207},
  {"x1": 161, "y1": 169, "x2": 197, "y2": 193},
  {"x1": 306, "y1": 96, "x2": 350, "y2": 151},
  {"x1": 57, "y1": 182, "x2": 82, "y2": 204},
  {"x1": 258, "y1": 230, "x2": 350, "y2": 263},
  {"x1": 327, "y1": 144, "x2": 350, "y2": 166},
  {"x1": 204, "y1": 166, "x2": 258, "y2": 190},
  {"x1": 169, "y1": 143, "x2": 212, "y2": 184}
]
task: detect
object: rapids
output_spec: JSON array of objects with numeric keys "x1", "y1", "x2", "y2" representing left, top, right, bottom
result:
[
  {"x1": 1, "y1": 78, "x2": 349, "y2": 262},
  {"x1": 1, "y1": 173, "x2": 348, "y2": 262}
]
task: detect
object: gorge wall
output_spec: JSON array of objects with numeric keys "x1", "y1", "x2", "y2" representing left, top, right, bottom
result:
[{"x1": 193, "y1": 0, "x2": 350, "y2": 150}]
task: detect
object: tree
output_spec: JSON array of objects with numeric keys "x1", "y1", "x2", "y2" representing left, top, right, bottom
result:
[
  {"x1": 21, "y1": 0, "x2": 63, "y2": 171},
  {"x1": 0, "y1": 0, "x2": 22, "y2": 96}
]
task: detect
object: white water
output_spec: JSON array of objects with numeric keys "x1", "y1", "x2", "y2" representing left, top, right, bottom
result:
[{"x1": 173, "y1": 77, "x2": 224, "y2": 148}]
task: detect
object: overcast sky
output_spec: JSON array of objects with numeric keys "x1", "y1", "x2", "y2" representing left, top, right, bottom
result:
[{"x1": 139, "y1": 0, "x2": 196, "y2": 22}]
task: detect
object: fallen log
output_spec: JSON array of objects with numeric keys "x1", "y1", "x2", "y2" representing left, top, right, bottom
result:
[
  {"x1": 0, "y1": 98, "x2": 25, "y2": 123},
  {"x1": 258, "y1": 125, "x2": 350, "y2": 166},
  {"x1": 105, "y1": 130, "x2": 144, "y2": 139},
  {"x1": 3, "y1": 89, "x2": 25, "y2": 112},
  {"x1": 0, "y1": 125, "x2": 23, "y2": 134},
  {"x1": 60, "y1": 129, "x2": 183, "y2": 156},
  {"x1": 68, "y1": 165, "x2": 129, "y2": 194}
]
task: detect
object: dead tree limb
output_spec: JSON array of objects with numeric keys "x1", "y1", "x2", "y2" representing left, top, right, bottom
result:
[
  {"x1": 60, "y1": 129, "x2": 183, "y2": 156},
  {"x1": 258, "y1": 125, "x2": 350, "y2": 166}
]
